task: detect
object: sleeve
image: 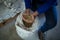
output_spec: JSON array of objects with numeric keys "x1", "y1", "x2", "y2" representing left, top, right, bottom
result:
[
  {"x1": 37, "y1": 0, "x2": 56, "y2": 14},
  {"x1": 24, "y1": 0, "x2": 31, "y2": 9}
]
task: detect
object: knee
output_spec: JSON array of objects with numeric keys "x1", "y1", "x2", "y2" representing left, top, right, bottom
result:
[
  {"x1": 48, "y1": 20, "x2": 57, "y2": 29},
  {"x1": 38, "y1": 20, "x2": 57, "y2": 33},
  {"x1": 53, "y1": 21, "x2": 57, "y2": 27}
]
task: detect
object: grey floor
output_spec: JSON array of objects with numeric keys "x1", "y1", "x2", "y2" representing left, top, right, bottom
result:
[{"x1": 0, "y1": 0, "x2": 60, "y2": 40}]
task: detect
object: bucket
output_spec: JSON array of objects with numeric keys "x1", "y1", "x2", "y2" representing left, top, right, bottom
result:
[{"x1": 15, "y1": 12, "x2": 46, "y2": 40}]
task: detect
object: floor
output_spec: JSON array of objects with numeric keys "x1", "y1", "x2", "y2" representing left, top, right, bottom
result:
[
  {"x1": 0, "y1": 0, "x2": 60, "y2": 40},
  {"x1": 0, "y1": 18, "x2": 23, "y2": 40}
]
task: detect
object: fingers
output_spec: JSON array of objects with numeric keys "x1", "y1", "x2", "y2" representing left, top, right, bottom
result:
[
  {"x1": 32, "y1": 11, "x2": 38, "y2": 17},
  {"x1": 25, "y1": 9, "x2": 30, "y2": 14}
]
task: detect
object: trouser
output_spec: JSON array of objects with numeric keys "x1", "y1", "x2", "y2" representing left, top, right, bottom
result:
[{"x1": 38, "y1": 6, "x2": 57, "y2": 33}]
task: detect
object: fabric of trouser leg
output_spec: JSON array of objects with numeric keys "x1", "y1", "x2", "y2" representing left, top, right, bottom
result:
[{"x1": 38, "y1": 6, "x2": 57, "y2": 33}]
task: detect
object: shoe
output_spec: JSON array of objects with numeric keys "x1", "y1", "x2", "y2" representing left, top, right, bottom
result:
[{"x1": 38, "y1": 31, "x2": 44, "y2": 40}]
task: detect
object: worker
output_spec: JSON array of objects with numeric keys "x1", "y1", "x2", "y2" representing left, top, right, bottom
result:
[{"x1": 24, "y1": 0, "x2": 57, "y2": 40}]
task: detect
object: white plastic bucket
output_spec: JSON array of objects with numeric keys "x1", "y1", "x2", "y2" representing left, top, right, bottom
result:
[{"x1": 15, "y1": 12, "x2": 46, "y2": 40}]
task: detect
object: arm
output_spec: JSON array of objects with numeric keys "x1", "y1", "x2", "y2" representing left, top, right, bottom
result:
[
  {"x1": 24, "y1": 0, "x2": 31, "y2": 9},
  {"x1": 24, "y1": 0, "x2": 32, "y2": 14},
  {"x1": 36, "y1": 0, "x2": 56, "y2": 14},
  {"x1": 32, "y1": 0, "x2": 56, "y2": 17}
]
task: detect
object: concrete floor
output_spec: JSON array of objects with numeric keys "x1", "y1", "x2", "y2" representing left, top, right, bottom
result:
[
  {"x1": 0, "y1": 18, "x2": 23, "y2": 40},
  {"x1": 0, "y1": 0, "x2": 60, "y2": 40}
]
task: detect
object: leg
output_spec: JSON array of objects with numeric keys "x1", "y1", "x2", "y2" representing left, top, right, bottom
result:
[
  {"x1": 39, "y1": 6, "x2": 57, "y2": 33},
  {"x1": 38, "y1": 6, "x2": 57, "y2": 40}
]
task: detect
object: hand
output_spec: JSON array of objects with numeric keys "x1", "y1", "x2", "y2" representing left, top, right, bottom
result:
[
  {"x1": 24, "y1": 9, "x2": 30, "y2": 15},
  {"x1": 32, "y1": 11, "x2": 38, "y2": 17},
  {"x1": 22, "y1": 9, "x2": 30, "y2": 19},
  {"x1": 22, "y1": 14, "x2": 34, "y2": 23}
]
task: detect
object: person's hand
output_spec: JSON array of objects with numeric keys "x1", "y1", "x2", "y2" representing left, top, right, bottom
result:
[
  {"x1": 22, "y1": 14, "x2": 34, "y2": 23},
  {"x1": 32, "y1": 11, "x2": 38, "y2": 17},
  {"x1": 24, "y1": 9, "x2": 30, "y2": 15}
]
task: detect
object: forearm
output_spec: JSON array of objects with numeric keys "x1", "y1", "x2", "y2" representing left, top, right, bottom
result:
[
  {"x1": 36, "y1": 0, "x2": 56, "y2": 14},
  {"x1": 24, "y1": 0, "x2": 31, "y2": 9}
]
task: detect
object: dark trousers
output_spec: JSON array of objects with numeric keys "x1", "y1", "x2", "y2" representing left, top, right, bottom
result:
[{"x1": 38, "y1": 6, "x2": 57, "y2": 33}]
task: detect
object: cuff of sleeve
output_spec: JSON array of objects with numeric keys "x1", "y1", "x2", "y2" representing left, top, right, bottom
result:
[
  {"x1": 37, "y1": 8, "x2": 45, "y2": 14},
  {"x1": 26, "y1": 6, "x2": 30, "y2": 9}
]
